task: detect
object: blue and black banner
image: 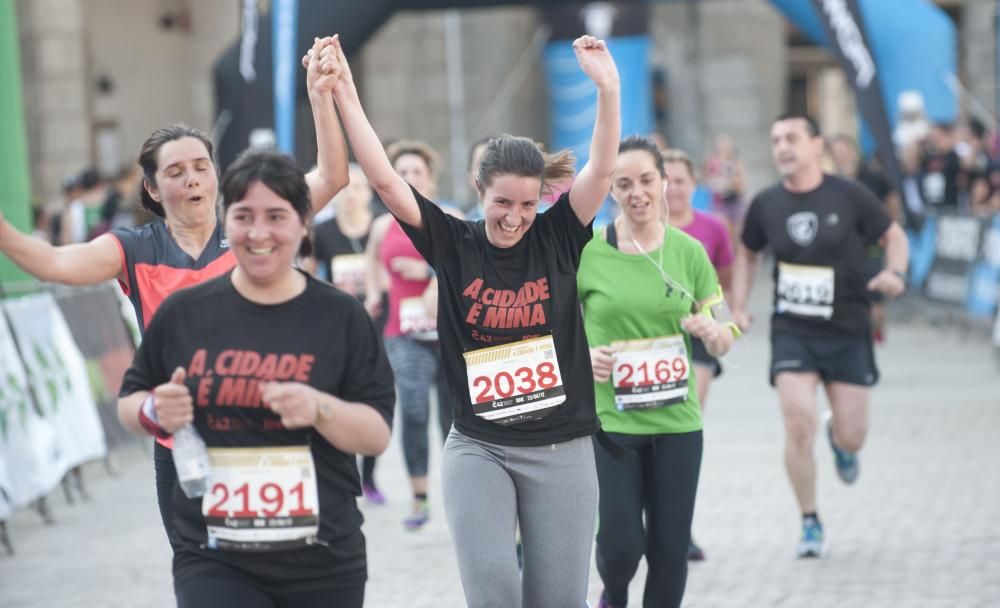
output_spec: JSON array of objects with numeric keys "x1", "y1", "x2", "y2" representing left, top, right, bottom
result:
[{"x1": 810, "y1": 0, "x2": 921, "y2": 230}]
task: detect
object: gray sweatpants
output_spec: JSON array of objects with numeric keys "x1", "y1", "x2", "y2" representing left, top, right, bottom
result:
[{"x1": 442, "y1": 427, "x2": 598, "y2": 608}]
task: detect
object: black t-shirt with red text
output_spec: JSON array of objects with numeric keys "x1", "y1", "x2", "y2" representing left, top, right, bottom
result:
[
  {"x1": 743, "y1": 175, "x2": 892, "y2": 337},
  {"x1": 120, "y1": 271, "x2": 395, "y2": 591},
  {"x1": 399, "y1": 187, "x2": 599, "y2": 447}
]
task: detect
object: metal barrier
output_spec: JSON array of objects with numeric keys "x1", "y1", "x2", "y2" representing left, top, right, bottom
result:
[
  {"x1": 0, "y1": 281, "x2": 137, "y2": 556},
  {"x1": 905, "y1": 212, "x2": 1000, "y2": 344}
]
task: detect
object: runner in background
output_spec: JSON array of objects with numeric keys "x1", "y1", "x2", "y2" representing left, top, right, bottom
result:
[
  {"x1": 731, "y1": 113, "x2": 909, "y2": 558},
  {"x1": 60, "y1": 168, "x2": 106, "y2": 244},
  {"x1": 117, "y1": 150, "x2": 394, "y2": 608},
  {"x1": 310, "y1": 162, "x2": 389, "y2": 504},
  {"x1": 580, "y1": 136, "x2": 735, "y2": 608},
  {"x1": 361, "y1": 140, "x2": 458, "y2": 530},
  {"x1": 661, "y1": 147, "x2": 734, "y2": 562},
  {"x1": 463, "y1": 137, "x2": 492, "y2": 220},
  {"x1": 0, "y1": 35, "x2": 349, "y2": 545},
  {"x1": 316, "y1": 32, "x2": 620, "y2": 607},
  {"x1": 702, "y1": 133, "x2": 747, "y2": 248}
]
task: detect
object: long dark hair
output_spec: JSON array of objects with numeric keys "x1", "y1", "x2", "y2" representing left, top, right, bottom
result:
[{"x1": 137, "y1": 124, "x2": 215, "y2": 217}]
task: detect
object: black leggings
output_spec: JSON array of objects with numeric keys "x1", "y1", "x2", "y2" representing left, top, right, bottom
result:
[
  {"x1": 594, "y1": 430, "x2": 703, "y2": 608},
  {"x1": 358, "y1": 357, "x2": 450, "y2": 488},
  {"x1": 154, "y1": 441, "x2": 177, "y2": 546},
  {"x1": 175, "y1": 560, "x2": 364, "y2": 608}
]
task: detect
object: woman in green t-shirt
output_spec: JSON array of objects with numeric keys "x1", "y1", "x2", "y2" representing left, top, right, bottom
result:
[{"x1": 578, "y1": 135, "x2": 735, "y2": 608}]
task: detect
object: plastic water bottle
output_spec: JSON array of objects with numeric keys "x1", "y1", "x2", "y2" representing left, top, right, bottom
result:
[{"x1": 172, "y1": 424, "x2": 210, "y2": 498}]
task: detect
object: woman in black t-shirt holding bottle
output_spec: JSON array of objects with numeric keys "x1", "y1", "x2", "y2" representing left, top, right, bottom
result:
[
  {"x1": 118, "y1": 150, "x2": 395, "y2": 607},
  {"x1": 316, "y1": 34, "x2": 620, "y2": 607}
]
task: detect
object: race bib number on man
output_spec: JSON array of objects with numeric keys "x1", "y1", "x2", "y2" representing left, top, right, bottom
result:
[
  {"x1": 463, "y1": 335, "x2": 565, "y2": 426},
  {"x1": 776, "y1": 262, "x2": 834, "y2": 320},
  {"x1": 331, "y1": 254, "x2": 366, "y2": 296},
  {"x1": 399, "y1": 296, "x2": 438, "y2": 341},
  {"x1": 202, "y1": 446, "x2": 319, "y2": 552},
  {"x1": 611, "y1": 335, "x2": 689, "y2": 410}
]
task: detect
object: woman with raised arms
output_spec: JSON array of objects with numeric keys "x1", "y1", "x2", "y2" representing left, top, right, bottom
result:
[{"x1": 312, "y1": 33, "x2": 620, "y2": 608}]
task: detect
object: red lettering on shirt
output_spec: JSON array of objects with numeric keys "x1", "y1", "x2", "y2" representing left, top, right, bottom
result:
[
  {"x1": 215, "y1": 377, "x2": 265, "y2": 408},
  {"x1": 462, "y1": 277, "x2": 550, "y2": 328},
  {"x1": 187, "y1": 350, "x2": 316, "y2": 412},
  {"x1": 215, "y1": 350, "x2": 236, "y2": 375},
  {"x1": 217, "y1": 377, "x2": 247, "y2": 406},
  {"x1": 466, "y1": 302, "x2": 483, "y2": 324},
  {"x1": 481, "y1": 303, "x2": 546, "y2": 329},
  {"x1": 293, "y1": 355, "x2": 314, "y2": 382},
  {"x1": 236, "y1": 352, "x2": 261, "y2": 376},
  {"x1": 256, "y1": 354, "x2": 277, "y2": 380},
  {"x1": 188, "y1": 349, "x2": 207, "y2": 377},
  {"x1": 276, "y1": 354, "x2": 299, "y2": 380},
  {"x1": 197, "y1": 376, "x2": 213, "y2": 407},
  {"x1": 462, "y1": 278, "x2": 484, "y2": 300}
]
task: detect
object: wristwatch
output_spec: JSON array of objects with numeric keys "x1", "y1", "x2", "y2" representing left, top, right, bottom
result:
[{"x1": 890, "y1": 269, "x2": 908, "y2": 282}]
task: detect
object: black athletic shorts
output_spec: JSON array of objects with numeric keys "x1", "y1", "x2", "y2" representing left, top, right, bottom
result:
[
  {"x1": 690, "y1": 337, "x2": 722, "y2": 378},
  {"x1": 770, "y1": 331, "x2": 879, "y2": 387},
  {"x1": 173, "y1": 548, "x2": 365, "y2": 608}
]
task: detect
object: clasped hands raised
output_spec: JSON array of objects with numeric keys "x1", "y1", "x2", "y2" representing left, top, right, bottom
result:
[{"x1": 301, "y1": 33, "x2": 619, "y2": 99}]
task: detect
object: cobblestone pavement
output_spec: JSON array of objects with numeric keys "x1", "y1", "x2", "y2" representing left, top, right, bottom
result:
[{"x1": 1, "y1": 295, "x2": 999, "y2": 607}]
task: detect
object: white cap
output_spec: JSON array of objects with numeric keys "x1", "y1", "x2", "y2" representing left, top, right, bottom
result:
[
  {"x1": 581, "y1": 2, "x2": 617, "y2": 39},
  {"x1": 898, "y1": 90, "x2": 925, "y2": 113},
  {"x1": 248, "y1": 128, "x2": 276, "y2": 150}
]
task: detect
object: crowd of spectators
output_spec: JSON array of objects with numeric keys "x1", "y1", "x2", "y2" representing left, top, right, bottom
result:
[{"x1": 32, "y1": 164, "x2": 146, "y2": 245}]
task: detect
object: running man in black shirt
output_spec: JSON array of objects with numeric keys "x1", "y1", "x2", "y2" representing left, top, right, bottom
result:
[{"x1": 731, "y1": 113, "x2": 909, "y2": 558}]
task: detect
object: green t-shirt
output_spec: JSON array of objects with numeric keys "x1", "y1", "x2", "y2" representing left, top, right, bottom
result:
[{"x1": 578, "y1": 226, "x2": 718, "y2": 435}]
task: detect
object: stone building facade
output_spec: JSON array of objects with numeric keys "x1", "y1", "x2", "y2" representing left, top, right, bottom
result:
[{"x1": 14, "y1": 0, "x2": 997, "y2": 207}]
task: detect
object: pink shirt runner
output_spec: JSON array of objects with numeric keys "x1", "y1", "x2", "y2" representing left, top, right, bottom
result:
[
  {"x1": 381, "y1": 219, "x2": 433, "y2": 338},
  {"x1": 678, "y1": 210, "x2": 734, "y2": 271}
]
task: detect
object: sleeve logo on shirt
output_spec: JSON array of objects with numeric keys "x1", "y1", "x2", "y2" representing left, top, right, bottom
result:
[
  {"x1": 787, "y1": 211, "x2": 819, "y2": 247},
  {"x1": 461, "y1": 277, "x2": 550, "y2": 330}
]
